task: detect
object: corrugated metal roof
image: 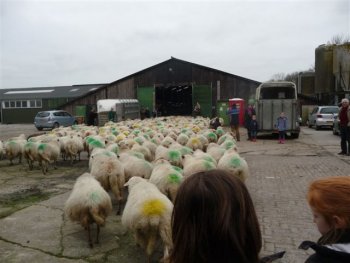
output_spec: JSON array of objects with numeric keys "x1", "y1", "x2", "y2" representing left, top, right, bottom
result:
[{"x1": 0, "y1": 84, "x2": 106, "y2": 100}]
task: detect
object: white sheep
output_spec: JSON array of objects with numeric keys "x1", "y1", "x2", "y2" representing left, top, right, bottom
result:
[
  {"x1": 185, "y1": 136, "x2": 203, "y2": 151},
  {"x1": 119, "y1": 153, "x2": 153, "y2": 181},
  {"x1": 206, "y1": 143, "x2": 226, "y2": 163},
  {"x1": 122, "y1": 176, "x2": 173, "y2": 262},
  {"x1": 64, "y1": 173, "x2": 112, "y2": 248},
  {"x1": 23, "y1": 141, "x2": 40, "y2": 170},
  {"x1": 217, "y1": 149, "x2": 248, "y2": 182},
  {"x1": 176, "y1": 133, "x2": 189, "y2": 146},
  {"x1": 37, "y1": 139, "x2": 61, "y2": 174},
  {"x1": 64, "y1": 135, "x2": 84, "y2": 164},
  {"x1": 149, "y1": 159, "x2": 183, "y2": 202},
  {"x1": 4, "y1": 138, "x2": 26, "y2": 165},
  {"x1": 182, "y1": 154, "x2": 216, "y2": 177},
  {"x1": 90, "y1": 154, "x2": 125, "y2": 215}
]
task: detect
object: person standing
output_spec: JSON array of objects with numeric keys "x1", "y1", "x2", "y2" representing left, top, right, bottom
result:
[
  {"x1": 250, "y1": 114, "x2": 259, "y2": 142},
  {"x1": 193, "y1": 102, "x2": 201, "y2": 118},
  {"x1": 275, "y1": 112, "x2": 288, "y2": 144},
  {"x1": 244, "y1": 104, "x2": 256, "y2": 140},
  {"x1": 227, "y1": 104, "x2": 240, "y2": 141},
  {"x1": 338, "y1": 98, "x2": 350, "y2": 156},
  {"x1": 87, "y1": 107, "x2": 98, "y2": 126},
  {"x1": 108, "y1": 107, "x2": 116, "y2": 122}
]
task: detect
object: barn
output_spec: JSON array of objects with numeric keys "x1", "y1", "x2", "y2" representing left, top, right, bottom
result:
[
  {"x1": 0, "y1": 84, "x2": 105, "y2": 124},
  {"x1": 60, "y1": 57, "x2": 260, "y2": 123}
]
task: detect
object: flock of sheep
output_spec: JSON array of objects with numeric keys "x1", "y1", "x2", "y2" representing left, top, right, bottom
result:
[{"x1": 0, "y1": 116, "x2": 249, "y2": 262}]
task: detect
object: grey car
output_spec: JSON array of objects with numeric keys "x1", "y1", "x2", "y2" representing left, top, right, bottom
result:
[
  {"x1": 307, "y1": 106, "x2": 339, "y2": 130},
  {"x1": 34, "y1": 110, "x2": 77, "y2": 131}
]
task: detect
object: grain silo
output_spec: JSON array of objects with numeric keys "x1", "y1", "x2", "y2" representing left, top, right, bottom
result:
[
  {"x1": 315, "y1": 44, "x2": 335, "y2": 103},
  {"x1": 333, "y1": 43, "x2": 350, "y2": 102}
]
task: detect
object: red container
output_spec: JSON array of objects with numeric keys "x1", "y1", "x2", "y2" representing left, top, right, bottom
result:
[{"x1": 229, "y1": 98, "x2": 245, "y2": 125}]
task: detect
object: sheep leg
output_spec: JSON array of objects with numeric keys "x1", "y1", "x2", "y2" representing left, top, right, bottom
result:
[
  {"x1": 110, "y1": 176, "x2": 123, "y2": 215},
  {"x1": 87, "y1": 224, "x2": 93, "y2": 248},
  {"x1": 146, "y1": 229, "x2": 158, "y2": 262},
  {"x1": 95, "y1": 224, "x2": 100, "y2": 244}
]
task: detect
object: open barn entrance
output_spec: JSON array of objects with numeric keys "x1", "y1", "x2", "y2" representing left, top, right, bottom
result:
[{"x1": 155, "y1": 85, "x2": 192, "y2": 116}]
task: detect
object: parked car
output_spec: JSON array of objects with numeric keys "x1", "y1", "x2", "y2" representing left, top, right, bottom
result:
[
  {"x1": 307, "y1": 106, "x2": 339, "y2": 130},
  {"x1": 34, "y1": 110, "x2": 77, "y2": 131},
  {"x1": 333, "y1": 115, "x2": 341, "y2": 135}
]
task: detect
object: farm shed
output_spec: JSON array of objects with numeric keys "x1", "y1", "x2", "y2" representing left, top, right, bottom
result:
[
  {"x1": 0, "y1": 84, "x2": 105, "y2": 124},
  {"x1": 60, "y1": 57, "x2": 260, "y2": 119}
]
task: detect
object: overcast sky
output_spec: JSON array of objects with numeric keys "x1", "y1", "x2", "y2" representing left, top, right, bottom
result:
[{"x1": 0, "y1": 0, "x2": 349, "y2": 89}]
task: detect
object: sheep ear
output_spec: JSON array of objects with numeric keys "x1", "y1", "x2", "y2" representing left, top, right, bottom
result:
[{"x1": 124, "y1": 181, "x2": 129, "y2": 187}]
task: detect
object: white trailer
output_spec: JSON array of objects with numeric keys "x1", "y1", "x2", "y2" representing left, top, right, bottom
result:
[{"x1": 255, "y1": 81, "x2": 300, "y2": 138}]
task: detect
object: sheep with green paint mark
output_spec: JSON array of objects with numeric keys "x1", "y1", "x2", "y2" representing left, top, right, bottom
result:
[
  {"x1": 64, "y1": 173, "x2": 112, "y2": 248},
  {"x1": 119, "y1": 153, "x2": 153, "y2": 182},
  {"x1": 182, "y1": 154, "x2": 216, "y2": 178},
  {"x1": 217, "y1": 149, "x2": 248, "y2": 182},
  {"x1": 122, "y1": 176, "x2": 173, "y2": 262},
  {"x1": 4, "y1": 138, "x2": 27, "y2": 165},
  {"x1": 131, "y1": 143, "x2": 153, "y2": 162},
  {"x1": 193, "y1": 149, "x2": 218, "y2": 166},
  {"x1": 37, "y1": 139, "x2": 61, "y2": 174},
  {"x1": 23, "y1": 141, "x2": 40, "y2": 170},
  {"x1": 149, "y1": 159, "x2": 183, "y2": 202}
]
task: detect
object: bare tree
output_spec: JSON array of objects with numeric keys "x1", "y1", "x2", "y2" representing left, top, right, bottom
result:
[
  {"x1": 327, "y1": 34, "x2": 350, "y2": 45},
  {"x1": 269, "y1": 72, "x2": 286, "y2": 81},
  {"x1": 285, "y1": 71, "x2": 299, "y2": 84}
]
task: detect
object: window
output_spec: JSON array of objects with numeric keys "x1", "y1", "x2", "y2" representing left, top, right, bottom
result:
[{"x1": 1, "y1": 99, "x2": 42, "y2": 109}]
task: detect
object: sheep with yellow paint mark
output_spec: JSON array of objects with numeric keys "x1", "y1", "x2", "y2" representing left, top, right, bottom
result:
[{"x1": 122, "y1": 176, "x2": 173, "y2": 263}]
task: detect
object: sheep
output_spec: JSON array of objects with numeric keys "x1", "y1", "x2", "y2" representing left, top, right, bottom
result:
[
  {"x1": 64, "y1": 173, "x2": 112, "y2": 248},
  {"x1": 217, "y1": 148, "x2": 248, "y2": 182},
  {"x1": 155, "y1": 145, "x2": 183, "y2": 168},
  {"x1": 4, "y1": 139, "x2": 26, "y2": 165},
  {"x1": 206, "y1": 143, "x2": 226, "y2": 163},
  {"x1": 193, "y1": 149, "x2": 217, "y2": 166},
  {"x1": 106, "y1": 143, "x2": 120, "y2": 156},
  {"x1": 176, "y1": 133, "x2": 189, "y2": 146},
  {"x1": 149, "y1": 159, "x2": 184, "y2": 202},
  {"x1": 122, "y1": 176, "x2": 173, "y2": 262},
  {"x1": 37, "y1": 139, "x2": 61, "y2": 174},
  {"x1": 23, "y1": 141, "x2": 40, "y2": 170},
  {"x1": 182, "y1": 154, "x2": 216, "y2": 177},
  {"x1": 64, "y1": 135, "x2": 84, "y2": 164},
  {"x1": 90, "y1": 154, "x2": 125, "y2": 215},
  {"x1": 185, "y1": 136, "x2": 203, "y2": 151},
  {"x1": 131, "y1": 143, "x2": 153, "y2": 162},
  {"x1": 0, "y1": 140, "x2": 4, "y2": 160},
  {"x1": 119, "y1": 153, "x2": 153, "y2": 181}
]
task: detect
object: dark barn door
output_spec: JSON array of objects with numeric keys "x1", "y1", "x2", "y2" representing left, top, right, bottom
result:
[{"x1": 192, "y1": 84, "x2": 212, "y2": 118}]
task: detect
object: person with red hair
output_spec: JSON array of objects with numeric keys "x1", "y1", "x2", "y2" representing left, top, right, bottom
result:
[{"x1": 299, "y1": 176, "x2": 350, "y2": 262}]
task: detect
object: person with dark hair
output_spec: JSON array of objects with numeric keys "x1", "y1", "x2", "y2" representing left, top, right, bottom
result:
[
  {"x1": 338, "y1": 98, "x2": 350, "y2": 155},
  {"x1": 209, "y1": 117, "x2": 221, "y2": 130},
  {"x1": 299, "y1": 176, "x2": 350, "y2": 262},
  {"x1": 87, "y1": 107, "x2": 97, "y2": 126},
  {"x1": 169, "y1": 169, "x2": 262, "y2": 263},
  {"x1": 245, "y1": 104, "x2": 256, "y2": 140},
  {"x1": 228, "y1": 103, "x2": 240, "y2": 141}
]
